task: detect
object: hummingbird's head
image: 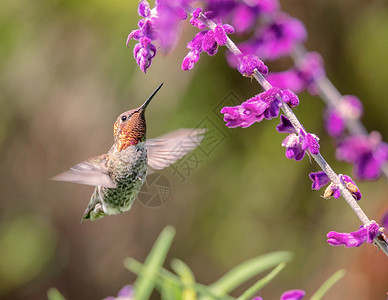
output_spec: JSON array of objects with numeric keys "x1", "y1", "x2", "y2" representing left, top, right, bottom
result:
[{"x1": 113, "y1": 84, "x2": 163, "y2": 152}]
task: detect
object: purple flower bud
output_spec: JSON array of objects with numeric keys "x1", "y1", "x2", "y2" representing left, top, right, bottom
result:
[
  {"x1": 238, "y1": 54, "x2": 268, "y2": 76},
  {"x1": 214, "y1": 25, "x2": 228, "y2": 45},
  {"x1": 193, "y1": 7, "x2": 202, "y2": 18},
  {"x1": 190, "y1": 7, "x2": 207, "y2": 29},
  {"x1": 281, "y1": 89, "x2": 299, "y2": 107},
  {"x1": 309, "y1": 171, "x2": 330, "y2": 190},
  {"x1": 280, "y1": 289, "x2": 305, "y2": 300},
  {"x1": 336, "y1": 132, "x2": 388, "y2": 180},
  {"x1": 327, "y1": 221, "x2": 381, "y2": 248},
  {"x1": 202, "y1": 30, "x2": 218, "y2": 55},
  {"x1": 133, "y1": 37, "x2": 156, "y2": 73},
  {"x1": 182, "y1": 50, "x2": 201, "y2": 71},
  {"x1": 138, "y1": 0, "x2": 151, "y2": 18}
]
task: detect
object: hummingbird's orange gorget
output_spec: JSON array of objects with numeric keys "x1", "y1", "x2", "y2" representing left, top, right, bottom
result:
[{"x1": 115, "y1": 111, "x2": 146, "y2": 152}]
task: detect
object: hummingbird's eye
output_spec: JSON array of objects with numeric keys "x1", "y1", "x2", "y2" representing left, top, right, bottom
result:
[{"x1": 121, "y1": 115, "x2": 127, "y2": 122}]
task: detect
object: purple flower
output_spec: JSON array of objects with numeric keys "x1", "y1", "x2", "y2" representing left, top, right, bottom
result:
[
  {"x1": 267, "y1": 52, "x2": 325, "y2": 95},
  {"x1": 238, "y1": 54, "x2": 268, "y2": 76},
  {"x1": 308, "y1": 172, "x2": 362, "y2": 201},
  {"x1": 182, "y1": 19, "x2": 235, "y2": 71},
  {"x1": 104, "y1": 285, "x2": 133, "y2": 300},
  {"x1": 221, "y1": 88, "x2": 282, "y2": 128},
  {"x1": 280, "y1": 289, "x2": 305, "y2": 300},
  {"x1": 252, "y1": 13, "x2": 307, "y2": 61},
  {"x1": 231, "y1": 0, "x2": 279, "y2": 34},
  {"x1": 133, "y1": 37, "x2": 157, "y2": 73},
  {"x1": 280, "y1": 128, "x2": 320, "y2": 161},
  {"x1": 309, "y1": 171, "x2": 331, "y2": 191},
  {"x1": 127, "y1": 0, "x2": 190, "y2": 72},
  {"x1": 327, "y1": 221, "x2": 381, "y2": 248},
  {"x1": 336, "y1": 132, "x2": 388, "y2": 180},
  {"x1": 325, "y1": 95, "x2": 363, "y2": 138}
]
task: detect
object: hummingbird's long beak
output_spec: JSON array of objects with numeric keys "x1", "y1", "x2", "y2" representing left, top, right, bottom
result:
[{"x1": 138, "y1": 83, "x2": 164, "y2": 111}]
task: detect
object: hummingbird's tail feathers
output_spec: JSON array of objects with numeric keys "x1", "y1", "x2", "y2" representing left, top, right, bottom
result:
[
  {"x1": 146, "y1": 128, "x2": 206, "y2": 170},
  {"x1": 51, "y1": 155, "x2": 117, "y2": 188}
]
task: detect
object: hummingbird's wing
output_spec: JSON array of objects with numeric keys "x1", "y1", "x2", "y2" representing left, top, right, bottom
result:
[
  {"x1": 146, "y1": 128, "x2": 206, "y2": 170},
  {"x1": 51, "y1": 155, "x2": 117, "y2": 188}
]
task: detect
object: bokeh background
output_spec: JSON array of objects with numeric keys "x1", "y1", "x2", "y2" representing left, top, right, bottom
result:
[{"x1": 1, "y1": 0, "x2": 388, "y2": 299}]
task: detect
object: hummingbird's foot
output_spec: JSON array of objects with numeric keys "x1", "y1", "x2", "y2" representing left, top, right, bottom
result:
[{"x1": 82, "y1": 203, "x2": 106, "y2": 221}]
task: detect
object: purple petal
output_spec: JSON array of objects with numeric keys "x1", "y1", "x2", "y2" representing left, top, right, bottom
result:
[
  {"x1": 282, "y1": 134, "x2": 305, "y2": 161},
  {"x1": 117, "y1": 285, "x2": 133, "y2": 297},
  {"x1": 331, "y1": 185, "x2": 341, "y2": 199},
  {"x1": 263, "y1": 99, "x2": 282, "y2": 120},
  {"x1": 309, "y1": 171, "x2": 330, "y2": 190},
  {"x1": 327, "y1": 227, "x2": 367, "y2": 248},
  {"x1": 280, "y1": 289, "x2": 306, "y2": 300},
  {"x1": 276, "y1": 115, "x2": 296, "y2": 134}
]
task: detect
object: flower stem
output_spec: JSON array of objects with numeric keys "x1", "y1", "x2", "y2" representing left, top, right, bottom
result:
[
  {"x1": 291, "y1": 44, "x2": 388, "y2": 179},
  {"x1": 194, "y1": 9, "x2": 388, "y2": 256}
]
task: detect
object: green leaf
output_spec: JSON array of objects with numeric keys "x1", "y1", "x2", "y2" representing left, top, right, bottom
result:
[
  {"x1": 162, "y1": 277, "x2": 182, "y2": 300},
  {"x1": 131, "y1": 226, "x2": 175, "y2": 300},
  {"x1": 126, "y1": 258, "x2": 234, "y2": 300},
  {"x1": 209, "y1": 251, "x2": 293, "y2": 296},
  {"x1": 171, "y1": 259, "x2": 196, "y2": 300},
  {"x1": 47, "y1": 288, "x2": 66, "y2": 300},
  {"x1": 310, "y1": 269, "x2": 346, "y2": 300},
  {"x1": 237, "y1": 263, "x2": 286, "y2": 300}
]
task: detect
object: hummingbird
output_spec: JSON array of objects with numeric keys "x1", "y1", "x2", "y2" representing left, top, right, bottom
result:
[{"x1": 52, "y1": 84, "x2": 205, "y2": 221}]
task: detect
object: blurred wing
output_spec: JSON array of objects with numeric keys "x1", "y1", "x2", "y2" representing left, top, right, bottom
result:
[
  {"x1": 51, "y1": 155, "x2": 117, "y2": 188},
  {"x1": 146, "y1": 128, "x2": 206, "y2": 170}
]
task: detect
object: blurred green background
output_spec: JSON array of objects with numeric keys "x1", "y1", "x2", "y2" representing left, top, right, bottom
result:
[{"x1": 0, "y1": 0, "x2": 388, "y2": 299}]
